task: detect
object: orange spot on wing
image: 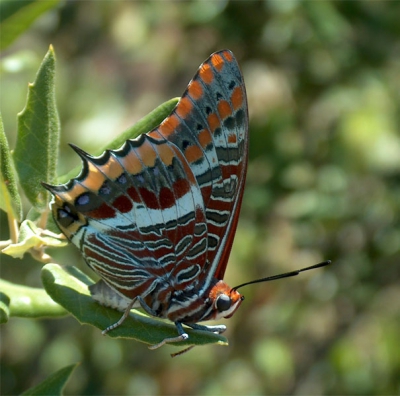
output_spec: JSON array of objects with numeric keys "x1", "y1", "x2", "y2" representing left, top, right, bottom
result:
[
  {"x1": 199, "y1": 63, "x2": 214, "y2": 84},
  {"x1": 228, "y1": 133, "x2": 237, "y2": 144},
  {"x1": 156, "y1": 143, "x2": 175, "y2": 167},
  {"x1": 185, "y1": 144, "x2": 203, "y2": 164},
  {"x1": 158, "y1": 114, "x2": 180, "y2": 137},
  {"x1": 171, "y1": 145, "x2": 197, "y2": 186},
  {"x1": 231, "y1": 87, "x2": 243, "y2": 110},
  {"x1": 211, "y1": 53, "x2": 224, "y2": 71},
  {"x1": 147, "y1": 129, "x2": 164, "y2": 142},
  {"x1": 188, "y1": 80, "x2": 203, "y2": 100},
  {"x1": 138, "y1": 139, "x2": 157, "y2": 167},
  {"x1": 207, "y1": 113, "x2": 220, "y2": 133},
  {"x1": 58, "y1": 183, "x2": 87, "y2": 203},
  {"x1": 119, "y1": 150, "x2": 143, "y2": 175},
  {"x1": 218, "y1": 100, "x2": 232, "y2": 119},
  {"x1": 176, "y1": 96, "x2": 193, "y2": 119},
  {"x1": 198, "y1": 129, "x2": 212, "y2": 149},
  {"x1": 82, "y1": 162, "x2": 106, "y2": 191},
  {"x1": 100, "y1": 155, "x2": 124, "y2": 180},
  {"x1": 222, "y1": 51, "x2": 233, "y2": 62}
]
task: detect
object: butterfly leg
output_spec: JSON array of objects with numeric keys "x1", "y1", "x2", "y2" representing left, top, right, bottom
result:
[
  {"x1": 102, "y1": 294, "x2": 162, "y2": 335},
  {"x1": 148, "y1": 322, "x2": 189, "y2": 350},
  {"x1": 130, "y1": 298, "x2": 190, "y2": 350},
  {"x1": 185, "y1": 323, "x2": 227, "y2": 334},
  {"x1": 170, "y1": 324, "x2": 227, "y2": 357},
  {"x1": 101, "y1": 297, "x2": 138, "y2": 335}
]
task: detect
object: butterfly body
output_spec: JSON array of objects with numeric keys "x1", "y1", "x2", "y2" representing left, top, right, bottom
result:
[{"x1": 43, "y1": 50, "x2": 248, "y2": 347}]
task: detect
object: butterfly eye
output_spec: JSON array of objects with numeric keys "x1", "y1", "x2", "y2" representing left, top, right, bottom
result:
[{"x1": 216, "y1": 294, "x2": 232, "y2": 312}]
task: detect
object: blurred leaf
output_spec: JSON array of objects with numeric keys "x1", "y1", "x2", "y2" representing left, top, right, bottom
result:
[
  {"x1": 58, "y1": 97, "x2": 180, "y2": 183},
  {"x1": 0, "y1": 113, "x2": 23, "y2": 221},
  {"x1": 302, "y1": 1, "x2": 350, "y2": 43},
  {"x1": 253, "y1": 338, "x2": 294, "y2": 379},
  {"x1": 0, "y1": 278, "x2": 67, "y2": 318},
  {"x1": 0, "y1": 292, "x2": 11, "y2": 324},
  {"x1": 21, "y1": 363, "x2": 78, "y2": 396},
  {"x1": 2, "y1": 219, "x2": 67, "y2": 259},
  {"x1": 41, "y1": 264, "x2": 228, "y2": 349},
  {"x1": 0, "y1": 0, "x2": 59, "y2": 51},
  {"x1": 14, "y1": 46, "x2": 60, "y2": 210}
]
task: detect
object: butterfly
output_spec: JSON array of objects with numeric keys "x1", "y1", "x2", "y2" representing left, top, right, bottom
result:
[{"x1": 43, "y1": 50, "x2": 330, "y2": 353}]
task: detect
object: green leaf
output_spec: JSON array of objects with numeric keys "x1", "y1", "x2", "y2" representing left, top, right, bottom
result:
[
  {"x1": 0, "y1": 0, "x2": 60, "y2": 51},
  {"x1": 0, "y1": 278, "x2": 67, "y2": 318},
  {"x1": 58, "y1": 97, "x2": 180, "y2": 183},
  {"x1": 105, "y1": 97, "x2": 180, "y2": 152},
  {"x1": 21, "y1": 363, "x2": 78, "y2": 396},
  {"x1": 2, "y1": 219, "x2": 67, "y2": 259},
  {"x1": 0, "y1": 113, "x2": 23, "y2": 221},
  {"x1": 41, "y1": 264, "x2": 228, "y2": 349},
  {"x1": 14, "y1": 45, "x2": 60, "y2": 210}
]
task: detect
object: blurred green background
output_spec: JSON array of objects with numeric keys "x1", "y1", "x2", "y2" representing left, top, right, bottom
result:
[{"x1": 1, "y1": 1, "x2": 399, "y2": 395}]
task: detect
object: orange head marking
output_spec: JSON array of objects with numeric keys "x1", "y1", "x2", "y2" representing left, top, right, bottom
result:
[{"x1": 208, "y1": 280, "x2": 244, "y2": 320}]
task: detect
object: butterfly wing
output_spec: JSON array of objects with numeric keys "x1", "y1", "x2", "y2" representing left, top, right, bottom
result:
[
  {"x1": 46, "y1": 134, "x2": 207, "y2": 300},
  {"x1": 45, "y1": 50, "x2": 248, "y2": 303},
  {"x1": 150, "y1": 50, "x2": 248, "y2": 283}
]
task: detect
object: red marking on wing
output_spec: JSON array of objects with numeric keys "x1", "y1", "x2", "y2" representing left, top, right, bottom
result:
[
  {"x1": 159, "y1": 186, "x2": 175, "y2": 209},
  {"x1": 86, "y1": 202, "x2": 116, "y2": 219},
  {"x1": 172, "y1": 178, "x2": 190, "y2": 198},
  {"x1": 113, "y1": 195, "x2": 133, "y2": 213},
  {"x1": 127, "y1": 186, "x2": 140, "y2": 203},
  {"x1": 139, "y1": 187, "x2": 159, "y2": 210}
]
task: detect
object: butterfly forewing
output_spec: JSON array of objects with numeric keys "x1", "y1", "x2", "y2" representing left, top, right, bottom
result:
[{"x1": 45, "y1": 50, "x2": 248, "y2": 322}]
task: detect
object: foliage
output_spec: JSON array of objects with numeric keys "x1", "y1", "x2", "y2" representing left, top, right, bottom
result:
[
  {"x1": 14, "y1": 45, "x2": 59, "y2": 210},
  {"x1": 0, "y1": 0, "x2": 59, "y2": 51},
  {"x1": 21, "y1": 364, "x2": 78, "y2": 396}
]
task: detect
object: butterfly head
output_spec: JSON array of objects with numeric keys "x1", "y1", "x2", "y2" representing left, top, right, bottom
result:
[
  {"x1": 204, "y1": 260, "x2": 332, "y2": 322},
  {"x1": 206, "y1": 280, "x2": 244, "y2": 321}
]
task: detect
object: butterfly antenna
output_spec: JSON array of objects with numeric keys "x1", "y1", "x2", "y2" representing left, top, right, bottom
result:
[{"x1": 232, "y1": 260, "x2": 332, "y2": 291}]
